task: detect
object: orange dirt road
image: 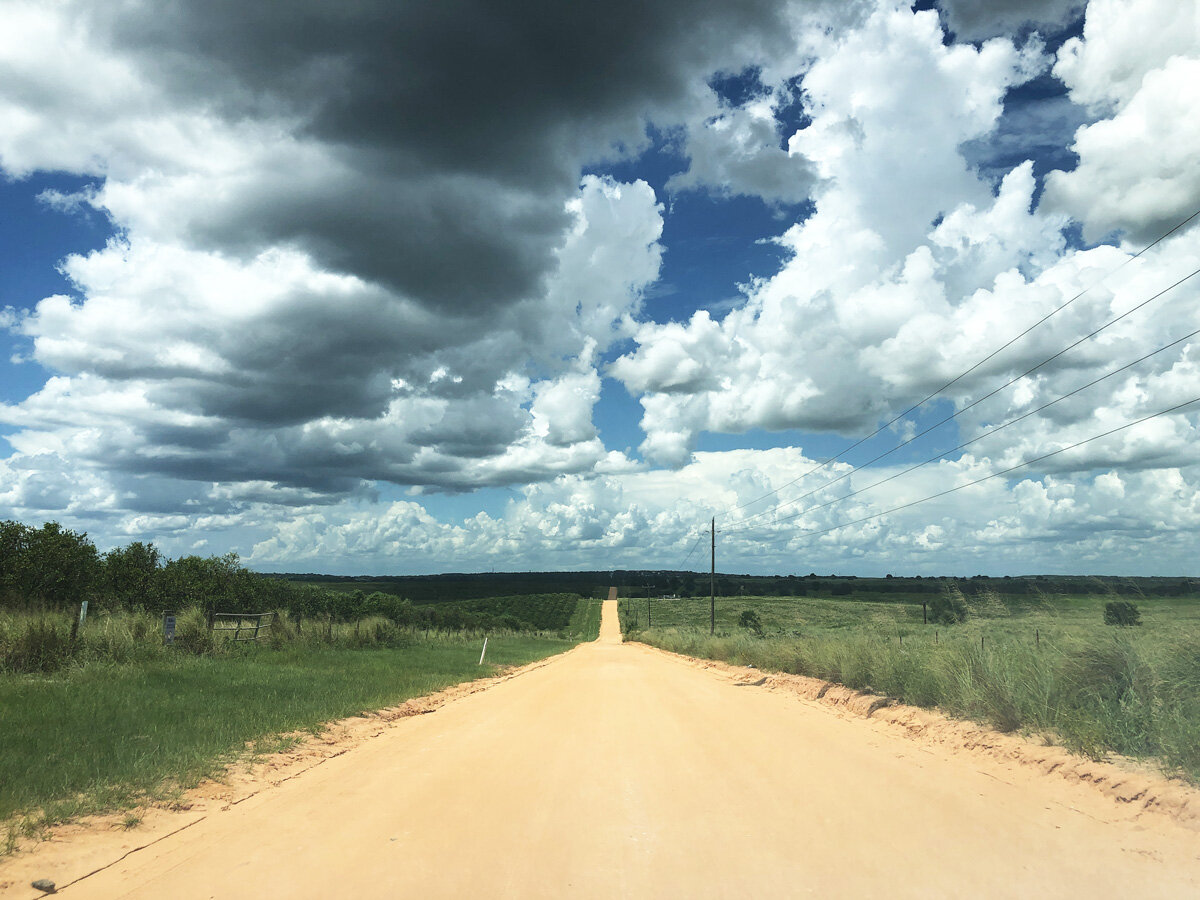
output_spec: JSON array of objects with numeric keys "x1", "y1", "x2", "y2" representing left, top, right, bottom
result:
[{"x1": 26, "y1": 601, "x2": 1200, "y2": 897}]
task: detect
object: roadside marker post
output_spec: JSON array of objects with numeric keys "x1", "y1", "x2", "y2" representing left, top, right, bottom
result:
[
  {"x1": 70, "y1": 599, "x2": 89, "y2": 642},
  {"x1": 478, "y1": 636, "x2": 489, "y2": 665},
  {"x1": 710, "y1": 516, "x2": 716, "y2": 636}
]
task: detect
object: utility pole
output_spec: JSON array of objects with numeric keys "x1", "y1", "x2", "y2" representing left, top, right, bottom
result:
[{"x1": 710, "y1": 516, "x2": 716, "y2": 636}]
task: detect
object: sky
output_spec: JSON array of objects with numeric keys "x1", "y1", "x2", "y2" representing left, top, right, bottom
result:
[{"x1": 1, "y1": 0, "x2": 1198, "y2": 576}]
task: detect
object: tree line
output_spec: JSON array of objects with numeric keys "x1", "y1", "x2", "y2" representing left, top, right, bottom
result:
[{"x1": 0, "y1": 521, "x2": 577, "y2": 633}]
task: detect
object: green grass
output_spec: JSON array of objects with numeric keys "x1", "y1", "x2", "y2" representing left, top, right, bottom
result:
[
  {"x1": 1, "y1": 599, "x2": 600, "y2": 675},
  {"x1": 622, "y1": 592, "x2": 1200, "y2": 782},
  {"x1": 0, "y1": 632, "x2": 573, "y2": 839},
  {"x1": 565, "y1": 598, "x2": 602, "y2": 641}
]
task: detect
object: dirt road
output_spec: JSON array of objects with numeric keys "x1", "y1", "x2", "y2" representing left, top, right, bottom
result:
[{"x1": 16, "y1": 600, "x2": 1200, "y2": 897}]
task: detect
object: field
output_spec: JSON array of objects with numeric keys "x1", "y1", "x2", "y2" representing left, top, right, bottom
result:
[
  {"x1": 620, "y1": 590, "x2": 1200, "y2": 781},
  {"x1": 0, "y1": 598, "x2": 601, "y2": 850}
]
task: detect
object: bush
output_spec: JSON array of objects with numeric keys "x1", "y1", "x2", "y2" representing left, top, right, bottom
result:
[
  {"x1": 928, "y1": 593, "x2": 968, "y2": 625},
  {"x1": 1, "y1": 616, "x2": 75, "y2": 674},
  {"x1": 738, "y1": 609, "x2": 764, "y2": 636},
  {"x1": 1103, "y1": 600, "x2": 1142, "y2": 627}
]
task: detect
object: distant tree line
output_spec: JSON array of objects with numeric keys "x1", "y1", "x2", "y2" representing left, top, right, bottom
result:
[
  {"x1": 5, "y1": 519, "x2": 1193, "y2": 623},
  {"x1": 0, "y1": 521, "x2": 579, "y2": 633}
]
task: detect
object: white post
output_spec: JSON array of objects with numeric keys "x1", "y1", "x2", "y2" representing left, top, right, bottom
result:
[{"x1": 478, "y1": 636, "x2": 489, "y2": 665}]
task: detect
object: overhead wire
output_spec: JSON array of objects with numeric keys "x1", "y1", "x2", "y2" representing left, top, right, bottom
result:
[
  {"x1": 752, "y1": 396, "x2": 1200, "y2": 548},
  {"x1": 721, "y1": 261, "x2": 1200, "y2": 532},
  {"x1": 677, "y1": 528, "x2": 707, "y2": 571},
  {"x1": 722, "y1": 206, "x2": 1200, "y2": 521},
  {"x1": 722, "y1": 321, "x2": 1200, "y2": 535}
]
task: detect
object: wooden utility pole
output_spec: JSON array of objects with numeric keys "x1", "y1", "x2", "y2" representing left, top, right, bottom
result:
[{"x1": 710, "y1": 516, "x2": 716, "y2": 636}]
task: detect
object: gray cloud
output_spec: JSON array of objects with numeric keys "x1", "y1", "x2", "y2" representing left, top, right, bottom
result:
[
  {"x1": 937, "y1": 0, "x2": 1083, "y2": 40},
  {"x1": 86, "y1": 0, "x2": 793, "y2": 312}
]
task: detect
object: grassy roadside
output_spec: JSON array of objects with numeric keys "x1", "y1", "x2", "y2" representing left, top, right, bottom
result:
[
  {"x1": 1, "y1": 631, "x2": 575, "y2": 852},
  {"x1": 621, "y1": 595, "x2": 1200, "y2": 783},
  {"x1": 565, "y1": 597, "x2": 602, "y2": 641}
]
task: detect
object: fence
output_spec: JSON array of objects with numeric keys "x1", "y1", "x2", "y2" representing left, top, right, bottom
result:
[{"x1": 211, "y1": 611, "x2": 274, "y2": 642}]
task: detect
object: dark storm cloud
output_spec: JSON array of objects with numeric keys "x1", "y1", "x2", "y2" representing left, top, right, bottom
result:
[
  {"x1": 936, "y1": 0, "x2": 1083, "y2": 40},
  {"x1": 90, "y1": 0, "x2": 794, "y2": 312}
]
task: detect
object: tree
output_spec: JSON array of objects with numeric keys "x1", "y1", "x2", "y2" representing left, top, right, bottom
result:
[
  {"x1": 14, "y1": 522, "x2": 100, "y2": 607},
  {"x1": 159, "y1": 552, "x2": 247, "y2": 613},
  {"x1": 103, "y1": 541, "x2": 162, "y2": 608},
  {"x1": 0, "y1": 520, "x2": 31, "y2": 602}
]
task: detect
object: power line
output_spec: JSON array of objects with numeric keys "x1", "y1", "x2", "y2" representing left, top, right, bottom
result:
[
  {"x1": 748, "y1": 396, "x2": 1200, "y2": 548},
  {"x1": 724, "y1": 262, "x2": 1200, "y2": 531},
  {"x1": 678, "y1": 529, "x2": 706, "y2": 570},
  {"x1": 724, "y1": 322, "x2": 1200, "y2": 535},
  {"x1": 724, "y1": 206, "x2": 1200, "y2": 520}
]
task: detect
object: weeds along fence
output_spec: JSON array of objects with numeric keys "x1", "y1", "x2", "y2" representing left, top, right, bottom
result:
[{"x1": 0, "y1": 606, "x2": 537, "y2": 676}]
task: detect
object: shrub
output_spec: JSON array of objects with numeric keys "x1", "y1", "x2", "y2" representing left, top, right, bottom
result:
[
  {"x1": 1, "y1": 616, "x2": 75, "y2": 674},
  {"x1": 738, "y1": 609, "x2": 763, "y2": 636},
  {"x1": 1103, "y1": 601, "x2": 1142, "y2": 626},
  {"x1": 928, "y1": 593, "x2": 968, "y2": 624}
]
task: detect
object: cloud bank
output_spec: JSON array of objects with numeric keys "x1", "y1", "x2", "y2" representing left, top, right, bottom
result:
[{"x1": 1, "y1": 0, "x2": 1197, "y2": 574}]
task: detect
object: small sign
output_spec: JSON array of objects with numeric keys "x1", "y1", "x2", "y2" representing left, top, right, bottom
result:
[
  {"x1": 79, "y1": 600, "x2": 89, "y2": 626},
  {"x1": 163, "y1": 612, "x2": 177, "y2": 645}
]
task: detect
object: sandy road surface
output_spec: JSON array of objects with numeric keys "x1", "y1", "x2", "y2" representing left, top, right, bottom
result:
[{"x1": 14, "y1": 600, "x2": 1200, "y2": 898}]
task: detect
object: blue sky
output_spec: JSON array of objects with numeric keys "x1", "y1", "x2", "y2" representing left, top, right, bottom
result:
[
  {"x1": 0, "y1": 174, "x2": 109, "y2": 414},
  {"x1": 2, "y1": 0, "x2": 1199, "y2": 575}
]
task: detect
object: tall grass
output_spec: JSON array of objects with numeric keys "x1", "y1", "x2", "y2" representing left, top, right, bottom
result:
[
  {"x1": 636, "y1": 623, "x2": 1200, "y2": 782},
  {"x1": 0, "y1": 605, "x2": 581, "y2": 675}
]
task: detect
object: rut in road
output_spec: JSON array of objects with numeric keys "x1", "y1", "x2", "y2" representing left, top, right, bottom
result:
[{"x1": 13, "y1": 599, "x2": 1200, "y2": 899}]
